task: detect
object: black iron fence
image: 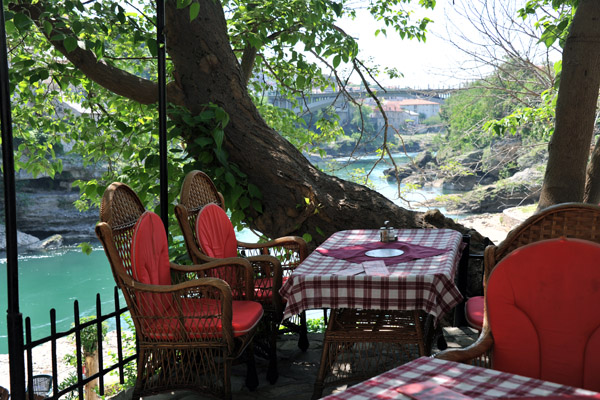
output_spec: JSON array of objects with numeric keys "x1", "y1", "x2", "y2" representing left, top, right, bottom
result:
[{"x1": 20, "y1": 287, "x2": 136, "y2": 400}]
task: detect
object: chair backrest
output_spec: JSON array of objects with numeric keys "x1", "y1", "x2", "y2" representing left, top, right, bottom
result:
[
  {"x1": 27, "y1": 374, "x2": 52, "y2": 398},
  {"x1": 0, "y1": 386, "x2": 8, "y2": 400},
  {"x1": 484, "y1": 202, "x2": 600, "y2": 283},
  {"x1": 96, "y1": 183, "x2": 176, "y2": 334},
  {"x1": 196, "y1": 203, "x2": 238, "y2": 258},
  {"x1": 486, "y1": 237, "x2": 600, "y2": 391},
  {"x1": 176, "y1": 170, "x2": 226, "y2": 263},
  {"x1": 96, "y1": 182, "x2": 147, "y2": 286}
]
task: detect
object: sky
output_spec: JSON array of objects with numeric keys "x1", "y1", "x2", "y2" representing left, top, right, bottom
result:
[
  {"x1": 337, "y1": 0, "x2": 562, "y2": 89},
  {"x1": 338, "y1": 2, "x2": 468, "y2": 89}
]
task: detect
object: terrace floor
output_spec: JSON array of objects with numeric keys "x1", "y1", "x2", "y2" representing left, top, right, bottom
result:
[{"x1": 112, "y1": 326, "x2": 479, "y2": 400}]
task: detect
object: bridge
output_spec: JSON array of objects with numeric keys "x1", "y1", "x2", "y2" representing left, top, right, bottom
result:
[{"x1": 265, "y1": 87, "x2": 457, "y2": 122}]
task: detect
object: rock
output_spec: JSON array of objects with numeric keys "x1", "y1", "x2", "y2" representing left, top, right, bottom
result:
[
  {"x1": 0, "y1": 224, "x2": 40, "y2": 250},
  {"x1": 27, "y1": 234, "x2": 64, "y2": 250},
  {"x1": 413, "y1": 151, "x2": 434, "y2": 168},
  {"x1": 383, "y1": 165, "x2": 413, "y2": 183},
  {"x1": 442, "y1": 174, "x2": 479, "y2": 191}
]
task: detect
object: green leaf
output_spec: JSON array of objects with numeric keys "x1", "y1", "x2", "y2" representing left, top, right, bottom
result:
[
  {"x1": 189, "y1": 3, "x2": 200, "y2": 21},
  {"x1": 251, "y1": 199, "x2": 262, "y2": 213},
  {"x1": 212, "y1": 128, "x2": 224, "y2": 149},
  {"x1": 43, "y1": 21, "x2": 53, "y2": 36},
  {"x1": 79, "y1": 242, "x2": 93, "y2": 255},
  {"x1": 225, "y1": 172, "x2": 236, "y2": 187},
  {"x1": 146, "y1": 38, "x2": 158, "y2": 57},
  {"x1": 302, "y1": 233, "x2": 313, "y2": 244},
  {"x1": 248, "y1": 183, "x2": 262, "y2": 199},
  {"x1": 63, "y1": 37, "x2": 78, "y2": 53},
  {"x1": 239, "y1": 196, "x2": 250, "y2": 209},
  {"x1": 332, "y1": 55, "x2": 341, "y2": 68},
  {"x1": 13, "y1": 13, "x2": 32, "y2": 30}
]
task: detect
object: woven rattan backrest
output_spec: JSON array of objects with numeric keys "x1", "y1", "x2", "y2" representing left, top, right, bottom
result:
[
  {"x1": 178, "y1": 170, "x2": 226, "y2": 255},
  {"x1": 485, "y1": 202, "x2": 600, "y2": 281},
  {"x1": 98, "y1": 182, "x2": 146, "y2": 281}
]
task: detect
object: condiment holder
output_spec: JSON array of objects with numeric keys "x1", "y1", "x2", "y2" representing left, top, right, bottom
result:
[{"x1": 379, "y1": 221, "x2": 398, "y2": 242}]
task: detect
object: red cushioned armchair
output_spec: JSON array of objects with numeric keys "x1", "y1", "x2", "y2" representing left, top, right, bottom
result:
[
  {"x1": 437, "y1": 237, "x2": 600, "y2": 391},
  {"x1": 464, "y1": 202, "x2": 600, "y2": 332},
  {"x1": 96, "y1": 182, "x2": 263, "y2": 400},
  {"x1": 175, "y1": 170, "x2": 309, "y2": 385}
]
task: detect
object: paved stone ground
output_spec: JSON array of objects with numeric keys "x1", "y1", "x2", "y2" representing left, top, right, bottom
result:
[{"x1": 113, "y1": 326, "x2": 479, "y2": 400}]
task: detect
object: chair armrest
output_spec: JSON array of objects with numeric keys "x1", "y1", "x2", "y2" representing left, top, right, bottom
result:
[
  {"x1": 237, "y1": 236, "x2": 308, "y2": 258},
  {"x1": 237, "y1": 236, "x2": 308, "y2": 279},
  {"x1": 170, "y1": 258, "x2": 254, "y2": 301},
  {"x1": 245, "y1": 254, "x2": 283, "y2": 313},
  {"x1": 125, "y1": 277, "x2": 239, "y2": 350},
  {"x1": 434, "y1": 328, "x2": 494, "y2": 367}
]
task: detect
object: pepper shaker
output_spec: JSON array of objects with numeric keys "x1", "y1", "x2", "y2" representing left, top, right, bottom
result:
[{"x1": 379, "y1": 227, "x2": 388, "y2": 242}]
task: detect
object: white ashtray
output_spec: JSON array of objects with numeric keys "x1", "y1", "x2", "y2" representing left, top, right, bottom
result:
[{"x1": 364, "y1": 249, "x2": 404, "y2": 258}]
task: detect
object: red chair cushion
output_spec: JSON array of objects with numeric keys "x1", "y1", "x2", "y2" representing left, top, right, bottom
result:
[
  {"x1": 465, "y1": 296, "x2": 484, "y2": 330},
  {"x1": 144, "y1": 298, "x2": 264, "y2": 340},
  {"x1": 131, "y1": 211, "x2": 172, "y2": 316},
  {"x1": 487, "y1": 237, "x2": 600, "y2": 391},
  {"x1": 131, "y1": 211, "x2": 171, "y2": 286},
  {"x1": 196, "y1": 203, "x2": 238, "y2": 258}
]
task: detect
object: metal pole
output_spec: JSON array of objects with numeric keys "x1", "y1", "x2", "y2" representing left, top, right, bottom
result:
[
  {"x1": 0, "y1": 2, "x2": 26, "y2": 397},
  {"x1": 157, "y1": 0, "x2": 168, "y2": 230}
]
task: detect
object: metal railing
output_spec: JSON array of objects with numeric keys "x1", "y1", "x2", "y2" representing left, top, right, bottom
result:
[{"x1": 20, "y1": 287, "x2": 136, "y2": 400}]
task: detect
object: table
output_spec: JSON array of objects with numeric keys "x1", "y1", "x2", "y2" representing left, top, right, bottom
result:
[
  {"x1": 279, "y1": 228, "x2": 465, "y2": 399},
  {"x1": 321, "y1": 356, "x2": 600, "y2": 399}
]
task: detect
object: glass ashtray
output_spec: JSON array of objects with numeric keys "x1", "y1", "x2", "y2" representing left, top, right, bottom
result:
[{"x1": 364, "y1": 249, "x2": 404, "y2": 258}]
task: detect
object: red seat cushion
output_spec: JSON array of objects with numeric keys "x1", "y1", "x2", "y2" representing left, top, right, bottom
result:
[
  {"x1": 144, "y1": 298, "x2": 264, "y2": 340},
  {"x1": 465, "y1": 296, "x2": 484, "y2": 330},
  {"x1": 131, "y1": 211, "x2": 172, "y2": 315},
  {"x1": 487, "y1": 238, "x2": 600, "y2": 391},
  {"x1": 196, "y1": 203, "x2": 238, "y2": 258}
]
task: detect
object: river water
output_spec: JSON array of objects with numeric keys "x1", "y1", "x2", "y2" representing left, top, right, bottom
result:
[{"x1": 0, "y1": 153, "x2": 460, "y2": 354}]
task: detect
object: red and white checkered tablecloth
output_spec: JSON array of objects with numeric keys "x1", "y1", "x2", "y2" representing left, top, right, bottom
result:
[
  {"x1": 279, "y1": 229, "x2": 464, "y2": 322},
  {"x1": 322, "y1": 356, "x2": 600, "y2": 399}
]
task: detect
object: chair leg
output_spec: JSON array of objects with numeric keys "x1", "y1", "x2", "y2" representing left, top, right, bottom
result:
[
  {"x1": 298, "y1": 310, "x2": 309, "y2": 352},
  {"x1": 245, "y1": 343, "x2": 259, "y2": 391},
  {"x1": 267, "y1": 318, "x2": 279, "y2": 384}
]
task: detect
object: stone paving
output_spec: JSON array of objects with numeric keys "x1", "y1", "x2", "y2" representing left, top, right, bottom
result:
[{"x1": 113, "y1": 327, "x2": 479, "y2": 400}]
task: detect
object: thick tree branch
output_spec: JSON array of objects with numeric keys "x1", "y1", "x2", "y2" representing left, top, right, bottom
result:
[{"x1": 12, "y1": 1, "x2": 185, "y2": 106}]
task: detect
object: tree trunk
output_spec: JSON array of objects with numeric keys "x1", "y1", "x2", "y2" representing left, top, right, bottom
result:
[
  {"x1": 164, "y1": 1, "x2": 478, "y2": 247},
  {"x1": 84, "y1": 352, "x2": 99, "y2": 400},
  {"x1": 584, "y1": 132, "x2": 600, "y2": 203},
  {"x1": 538, "y1": 0, "x2": 600, "y2": 209}
]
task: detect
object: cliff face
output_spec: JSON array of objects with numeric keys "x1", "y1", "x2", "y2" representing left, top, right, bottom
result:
[{"x1": 0, "y1": 159, "x2": 102, "y2": 250}]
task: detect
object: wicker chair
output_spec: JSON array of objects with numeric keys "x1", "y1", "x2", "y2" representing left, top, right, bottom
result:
[
  {"x1": 464, "y1": 202, "x2": 600, "y2": 332},
  {"x1": 175, "y1": 170, "x2": 310, "y2": 384},
  {"x1": 438, "y1": 237, "x2": 600, "y2": 391},
  {"x1": 95, "y1": 182, "x2": 263, "y2": 400},
  {"x1": 0, "y1": 386, "x2": 9, "y2": 400}
]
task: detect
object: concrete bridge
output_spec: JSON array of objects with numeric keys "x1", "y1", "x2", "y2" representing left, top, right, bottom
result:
[{"x1": 265, "y1": 87, "x2": 457, "y2": 124}]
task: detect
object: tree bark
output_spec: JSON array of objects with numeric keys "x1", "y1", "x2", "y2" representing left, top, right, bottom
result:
[
  {"x1": 584, "y1": 132, "x2": 600, "y2": 203},
  {"x1": 538, "y1": 0, "x2": 600, "y2": 209},
  {"x1": 163, "y1": 1, "x2": 476, "y2": 247},
  {"x1": 84, "y1": 352, "x2": 99, "y2": 400}
]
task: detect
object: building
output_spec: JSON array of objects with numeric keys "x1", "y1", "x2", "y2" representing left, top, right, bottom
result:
[
  {"x1": 394, "y1": 99, "x2": 441, "y2": 119},
  {"x1": 370, "y1": 100, "x2": 420, "y2": 131}
]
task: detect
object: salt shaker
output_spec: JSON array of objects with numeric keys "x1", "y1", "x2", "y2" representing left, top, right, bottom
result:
[
  {"x1": 387, "y1": 226, "x2": 396, "y2": 241},
  {"x1": 379, "y1": 227, "x2": 388, "y2": 242}
]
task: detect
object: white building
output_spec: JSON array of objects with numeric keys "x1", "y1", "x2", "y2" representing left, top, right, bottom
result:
[{"x1": 394, "y1": 99, "x2": 441, "y2": 119}]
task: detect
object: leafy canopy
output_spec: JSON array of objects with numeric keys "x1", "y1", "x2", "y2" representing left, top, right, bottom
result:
[{"x1": 5, "y1": 0, "x2": 436, "y2": 248}]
